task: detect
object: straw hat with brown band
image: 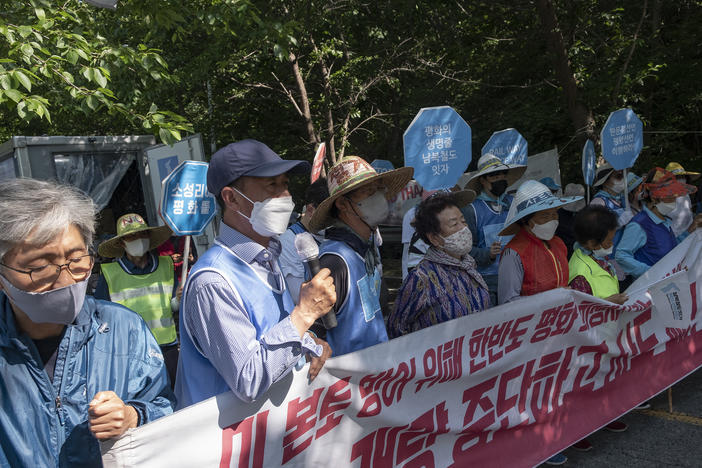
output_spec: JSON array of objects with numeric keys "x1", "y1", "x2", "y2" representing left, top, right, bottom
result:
[
  {"x1": 309, "y1": 156, "x2": 414, "y2": 232},
  {"x1": 98, "y1": 213, "x2": 173, "y2": 258}
]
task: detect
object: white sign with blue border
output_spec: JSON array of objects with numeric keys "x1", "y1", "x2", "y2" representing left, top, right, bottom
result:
[
  {"x1": 403, "y1": 106, "x2": 471, "y2": 190},
  {"x1": 160, "y1": 160, "x2": 216, "y2": 235},
  {"x1": 600, "y1": 108, "x2": 643, "y2": 170},
  {"x1": 481, "y1": 128, "x2": 528, "y2": 166},
  {"x1": 582, "y1": 139, "x2": 596, "y2": 186}
]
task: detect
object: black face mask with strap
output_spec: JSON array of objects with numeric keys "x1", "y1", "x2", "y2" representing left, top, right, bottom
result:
[{"x1": 490, "y1": 180, "x2": 508, "y2": 197}]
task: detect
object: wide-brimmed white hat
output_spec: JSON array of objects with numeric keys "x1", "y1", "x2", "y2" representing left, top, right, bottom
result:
[
  {"x1": 499, "y1": 180, "x2": 583, "y2": 236},
  {"x1": 464, "y1": 154, "x2": 526, "y2": 192}
]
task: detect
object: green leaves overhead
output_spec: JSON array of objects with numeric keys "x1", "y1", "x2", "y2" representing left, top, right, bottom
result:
[
  {"x1": 0, "y1": 0, "x2": 700, "y2": 172},
  {"x1": 0, "y1": 0, "x2": 191, "y2": 144}
]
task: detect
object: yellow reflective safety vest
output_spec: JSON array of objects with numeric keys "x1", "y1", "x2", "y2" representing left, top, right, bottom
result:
[
  {"x1": 568, "y1": 248, "x2": 619, "y2": 299},
  {"x1": 101, "y1": 256, "x2": 176, "y2": 345}
]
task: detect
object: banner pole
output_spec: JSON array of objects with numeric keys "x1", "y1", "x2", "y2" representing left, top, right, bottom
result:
[
  {"x1": 181, "y1": 235, "x2": 191, "y2": 287},
  {"x1": 623, "y1": 168, "x2": 630, "y2": 212}
]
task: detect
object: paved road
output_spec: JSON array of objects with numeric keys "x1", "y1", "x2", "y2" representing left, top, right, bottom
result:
[{"x1": 551, "y1": 367, "x2": 702, "y2": 467}]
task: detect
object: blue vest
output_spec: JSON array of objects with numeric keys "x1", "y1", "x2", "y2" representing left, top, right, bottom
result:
[
  {"x1": 593, "y1": 191, "x2": 625, "y2": 217},
  {"x1": 319, "y1": 239, "x2": 388, "y2": 356},
  {"x1": 289, "y1": 221, "x2": 306, "y2": 235},
  {"x1": 470, "y1": 195, "x2": 513, "y2": 277},
  {"x1": 593, "y1": 190, "x2": 627, "y2": 251},
  {"x1": 631, "y1": 210, "x2": 677, "y2": 267},
  {"x1": 175, "y1": 241, "x2": 295, "y2": 408}
]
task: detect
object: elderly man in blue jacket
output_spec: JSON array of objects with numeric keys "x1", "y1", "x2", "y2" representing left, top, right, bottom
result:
[{"x1": 0, "y1": 179, "x2": 174, "y2": 466}]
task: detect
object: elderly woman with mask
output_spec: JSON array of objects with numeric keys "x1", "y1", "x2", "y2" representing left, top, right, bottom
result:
[
  {"x1": 498, "y1": 180, "x2": 583, "y2": 305},
  {"x1": 388, "y1": 191, "x2": 489, "y2": 338},
  {"x1": 0, "y1": 179, "x2": 174, "y2": 466},
  {"x1": 616, "y1": 167, "x2": 702, "y2": 279}
]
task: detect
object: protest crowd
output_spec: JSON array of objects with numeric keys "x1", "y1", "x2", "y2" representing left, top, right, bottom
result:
[{"x1": 1, "y1": 131, "x2": 702, "y2": 467}]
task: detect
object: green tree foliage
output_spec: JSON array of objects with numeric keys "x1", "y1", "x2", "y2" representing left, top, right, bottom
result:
[
  {"x1": 1, "y1": 0, "x2": 701, "y2": 183},
  {"x1": 0, "y1": 0, "x2": 192, "y2": 144}
]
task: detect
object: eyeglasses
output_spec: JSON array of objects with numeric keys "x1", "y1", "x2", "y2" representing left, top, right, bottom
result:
[{"x1": 0, "y1": 253, "x2": 94, "y2": 286}]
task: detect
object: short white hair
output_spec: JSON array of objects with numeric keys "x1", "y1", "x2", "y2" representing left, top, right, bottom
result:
[{"x1": 0, "y1": 179, "x2": 97, "y2": 261}]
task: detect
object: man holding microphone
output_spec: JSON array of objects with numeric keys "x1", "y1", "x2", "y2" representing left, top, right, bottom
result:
[{"x1": 175, "y1": 139, "x2": 335, "y2": 408}]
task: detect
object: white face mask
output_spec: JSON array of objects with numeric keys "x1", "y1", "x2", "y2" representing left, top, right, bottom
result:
[
  {"x1": 353, "y1": 191, "x2": 389, "y2": 228},
  {"x1": 530, "y1": 219, "x2": 559, "y2": 240},
  {"x1": 124, "y1": 238, "x2": 150, "y2": 257},
  {"x1": 655, "y1": 201, "x2": 677, "y2": 217},
  {"x1": 440, "y1": 226, "x2": 473, "y2": 257},
  {"x1": 1, "y1": 275, "x2": 90, "y2": 325},
  {"x1": 592, "y1": 245, "x2": 613, "y2": 259},
  {"x1": 235, "y1": 188, "x2": 295, "y2": 237},
  {"x1": 608, "y1": 177, "x2": 626, "y2": 194}
]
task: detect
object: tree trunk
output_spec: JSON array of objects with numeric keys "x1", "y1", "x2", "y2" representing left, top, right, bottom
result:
[
  {"x1": 289, "y1": 51, "x2": 320, "y2": 145},
  {"x1": 314, "y1": 42, "x2": 338, "y2": 166},
  {"x1": 535, "y1": 0, "x2": 595, "y2": 146}
]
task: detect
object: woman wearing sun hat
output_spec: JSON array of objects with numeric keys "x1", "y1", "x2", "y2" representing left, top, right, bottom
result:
[
  {"x1": 497, "y1": 180, "x2": 583, "y2": 305},
  {"x1": 308, "y1": 156, "x2": 413, "y2": 356},
  {"x1": 665, "y1": 162, "x2": 700, "y2": 236},
  {"x1": 94, "y1": 213, "x2": 179, "y2": 383},
  {"x1": 615, "y1": 167, "x2": 702, "y2": 279},
  {"x1": 461, "y1": 153, "x2": 526, "y2": 306}
]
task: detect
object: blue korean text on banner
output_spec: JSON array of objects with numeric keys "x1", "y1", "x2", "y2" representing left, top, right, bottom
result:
[
  {"x1": 160, "y1": 160, "x2": 217, "y2": 235},
  {"x1": 481, "y1": 128, "x2": 528, "y2": 166},
  {"x1": 403, "y1": 106, "x2": 471, "y2": 190},
  {"x1": 370, "y1": 159, "x2": 395, "y2": 174},
  {"x1": 582, "y1": 139, "x2": 596, "y2": 186},
  {"x1": 600, "y1": 108, "x2": 643, "y2": 170}
]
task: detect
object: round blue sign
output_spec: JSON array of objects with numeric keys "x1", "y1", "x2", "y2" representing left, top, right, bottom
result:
[
  {"x1": 582, "y1": 139, "x2": 596, "y2": 186},
  {"x1": 600, "y1": 108, "x2": 643, "y2": 170},
  {"x1": 160, "y1": 160, "x2": 216, "y2": 235},
  {"x1": 403, "y1": 106, "x2": 471, "y2": 190}
]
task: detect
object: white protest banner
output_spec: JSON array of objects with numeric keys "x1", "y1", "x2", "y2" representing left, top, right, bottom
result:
[
  {"x1": 646, "y1": 270, "x2": 693, "y2": 329},
  {"x1": 103, "y1": 231, "x2": 702, "y2": 468}
]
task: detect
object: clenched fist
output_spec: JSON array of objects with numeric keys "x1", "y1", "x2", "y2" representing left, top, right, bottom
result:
[
  {"x1": 88, "y1": 391, "x2": 139, "y2": 440},
  {"x1": 290, "y1": 268, "x2": 336, "y2": 336}
]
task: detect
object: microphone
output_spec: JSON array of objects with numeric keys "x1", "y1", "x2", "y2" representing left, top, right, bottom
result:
[{"x1": 294, "y1": 232, "x2": 337, "y2": 329}]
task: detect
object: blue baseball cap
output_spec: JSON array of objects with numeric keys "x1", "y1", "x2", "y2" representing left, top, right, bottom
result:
[
  {"x1": 539, "y1": 177, "x2": 561, "y2": 191},
  {"x1": 207, "y1": 139, "x2": 311, "y2": 195}
]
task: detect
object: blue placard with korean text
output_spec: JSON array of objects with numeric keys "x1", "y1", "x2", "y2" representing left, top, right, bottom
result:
[
  {"x1": 403, "y1": 106, "x2": 471, "y2": 190},
  {"x1": 370, "y1": 159, "x2": 395, "y2": 174},
  {"x1": 481, "y1": 128, "x2": 528, "y2": 166},
  {"x1": 600, "y1": 108, "x2": 643, "y2": 170},
  {"x1": 160, "y1": 160, "x2": 216, "y2": 235},
  {"x1": 582, "y1": 139, "x2": 596, "y2": 186}
]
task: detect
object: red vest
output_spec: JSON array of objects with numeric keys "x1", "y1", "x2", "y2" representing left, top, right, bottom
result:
[{"x1": 506, "y1": 228, "x2": 569, "y2": 297}]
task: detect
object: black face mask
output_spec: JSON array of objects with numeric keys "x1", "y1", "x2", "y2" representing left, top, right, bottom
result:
[{"x1": 490, "y1": 180, "x2": 508, "y2": 197}]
